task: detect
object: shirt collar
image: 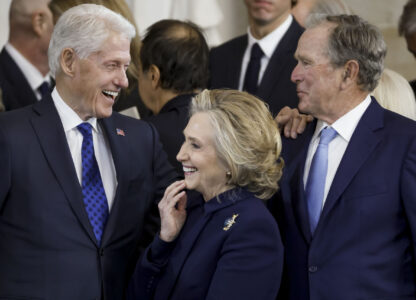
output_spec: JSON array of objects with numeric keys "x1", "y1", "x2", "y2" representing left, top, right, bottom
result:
[
  {"x1": 312, "y1": 95, "x2": 372, "y2": 143},
  {"x1": 247, "y1": 14, "x2": 293, "y2": 59},
  {"x1": 5, "y1": 43, "x2": 51, "y2": 91},
  {"x1": 203, "y1": 187, "x2": 254, "y2": 214},
  {"x1": 159, "y1": 93, "x2": 194, "y2": 114},
  {"x1": 51, "y1": 88, "x2": 98, "y2": 133}
]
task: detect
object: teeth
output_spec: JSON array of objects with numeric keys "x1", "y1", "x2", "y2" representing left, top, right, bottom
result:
[
  {"x1": 102, "y1": 90, "x2": 119, "y2": 98},
  {"x1": 183, "y1": 166, "x2": 197, "y2": 172}
]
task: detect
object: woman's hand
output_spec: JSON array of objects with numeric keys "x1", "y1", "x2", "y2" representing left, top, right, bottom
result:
[{"x1": 158, "y1": 180, "x2": 188, "y2": 242}]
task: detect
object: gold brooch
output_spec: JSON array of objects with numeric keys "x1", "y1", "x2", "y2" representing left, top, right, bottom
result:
[{"x1": 223, "y1": 213, "x2": 239, "y2": 231}]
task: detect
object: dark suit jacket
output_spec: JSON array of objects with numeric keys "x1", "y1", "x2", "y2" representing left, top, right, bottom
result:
[
  {"x1": 0, "y1": 95, "x2": 177, "y2": 300},
  {"x1": 209, "y1": 18, "x2": 303, "y2": 116},
  {"x1": 144, "y1": 94, "x2": 193, "y2": 175},
  {"x1": 271, "y1": 98, "x2": 416, "y2": 300},
  {"x1": 127, "y1": 188, "x2": 283, "y2": 300},
  {"x1": 113, "y1": 81, "x2": 152, "y2": 118},
  {"x1": 0, "y1": 47, "x2": 39, "y2": 111}
]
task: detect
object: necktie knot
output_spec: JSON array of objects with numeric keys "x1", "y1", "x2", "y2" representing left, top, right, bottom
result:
[
  {"x1": 77, "y1": 122, "x2": 93, "y2": 138},
  {"x1": 319, "y1": 127, "x2": 337, "y2": 146},
  {"x1": 250, "y1": 43, "x2": 264, "y2": 60},
  {"x1": 37, "y1": 81, "x2": 51, "y2": 99}
]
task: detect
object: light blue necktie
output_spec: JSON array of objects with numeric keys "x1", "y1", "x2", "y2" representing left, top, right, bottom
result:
[
  {"x1": 305, "y1": 127, "x2": 337, "y2": 234},
  {"x1": 77, "y1": 122, "x2": 109, "y2": 245}
]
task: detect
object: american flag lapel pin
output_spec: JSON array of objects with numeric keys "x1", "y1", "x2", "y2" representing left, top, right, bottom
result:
[{"x1": 116, "y1": 128, "x2": 125, "y2": 136}]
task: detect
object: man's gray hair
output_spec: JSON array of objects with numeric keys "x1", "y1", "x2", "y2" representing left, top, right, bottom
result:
[
  {"x1": 48, "y1": 4, "x2": 136, "y2": 77},
  {"x1": 399, "y1": 0, "x2": 416, "y2": 37},
  {"x1": 308, "y1": 14, "x2": 386, "y2": 92}
]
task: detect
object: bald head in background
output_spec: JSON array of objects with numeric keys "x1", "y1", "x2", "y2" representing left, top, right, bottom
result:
[
  {"x1": 9, "y1": 0, "x2": 53, "y2": 76},
  {"x1": 0, "y1": 0, "x2": 54, "y2": 110}
]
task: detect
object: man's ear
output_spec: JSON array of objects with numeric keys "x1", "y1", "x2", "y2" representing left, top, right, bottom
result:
[
  {"x1": 32, "y1": 10, "x2": 49, "y2": 37},
  {"x1": 60, "y1": 48, "x2": 77, "y2": 77},
  {"x1": 341, "y1": 60, "x2": 360, "y2": 89},
  {"x1": 149, "y1": 64, "x2": 161, "y2": 89}
]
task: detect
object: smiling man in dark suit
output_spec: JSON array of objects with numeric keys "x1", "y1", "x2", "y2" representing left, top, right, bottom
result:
[
  {"x1": 271, "y1": 14, "x2": 416, "y2": 299},
  {"x1": 0, "y1": 4, "x2": 176, "y2": 300},
  {"x1": 209, "y1": 0, "x2": 303, "y2": 116},
  {"x1": 0, "y1": 0, "x2": 54, "y2": 111}
]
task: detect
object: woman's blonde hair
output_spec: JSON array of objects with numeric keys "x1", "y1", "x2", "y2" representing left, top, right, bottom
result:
[
  {"x1": 191, "y1": 89, "x2": 284, "y2": 200},
  {"x1": 371, "y1": 68, "x2": 416, "y2": 120}
]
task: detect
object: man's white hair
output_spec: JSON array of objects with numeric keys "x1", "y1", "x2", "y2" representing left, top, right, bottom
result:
[{"x1": 48, "y1": 3, "x2": 136, "y2": 77}]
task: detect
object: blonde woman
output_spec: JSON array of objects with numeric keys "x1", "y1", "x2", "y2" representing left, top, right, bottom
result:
[{"x1": 128, "y1": 89, "x2": 284, "y2": 300}]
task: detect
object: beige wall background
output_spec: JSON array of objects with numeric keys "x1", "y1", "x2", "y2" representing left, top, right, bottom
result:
[
  {"x1": 0, "y1": 0, "x2": 414, "y2": 81},
  {"x1": 345, "y1": 0, "x2": 416, "y2": 80}
]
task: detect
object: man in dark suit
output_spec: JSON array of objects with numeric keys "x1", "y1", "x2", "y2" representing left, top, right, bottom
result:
[
  {"x1": 272, "y1": 14, "x2": 416, "y2": 299},
  {"x1": 209, "y1": 0, "x2": 303, "y2": 116},
  {"x1": 139, "y1": 20, "x2": 210, "y2": 174},
  {"x1": 0, "y1": 0, "x2": 54, "y2": 111},
  {"x1": 0, "y1": 4, "x2": 176, "y2": 300}
]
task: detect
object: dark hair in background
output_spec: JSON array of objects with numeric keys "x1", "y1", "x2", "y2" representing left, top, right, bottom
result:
[
  {"x1": 399, "y1": 0, "x2": 416, "y2": 37},
  {"x1": 140, "y1": 19, "x2": 209, "y2": 93}
]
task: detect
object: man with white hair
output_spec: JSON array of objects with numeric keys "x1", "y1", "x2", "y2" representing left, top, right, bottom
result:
[
  {"x1": 0, "y1": 4, "x2": 176, "y2": 299},
  {"x1": 0, "y1": 0, "x2": 54, "y2": 110}
]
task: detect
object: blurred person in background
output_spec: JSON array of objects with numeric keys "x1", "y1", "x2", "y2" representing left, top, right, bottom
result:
[
  {"x1": 399, "y1": 0, "x2": 416, "y2": 95},
  {"x1": 371, "y1": 68, "x2": 416, "y2": 120},
  {"x1": 291, "y1": 0, "x2": 352, "y2": 27},
  {"x1": 0, "y1": 0, "x2": 54, "y2": 111},
  {"x1": 138, "y1": 19, "x2": 209, "y2": 174},
  {"x1": 209, "y1": 0, "x2": 303, "y2": 116}
]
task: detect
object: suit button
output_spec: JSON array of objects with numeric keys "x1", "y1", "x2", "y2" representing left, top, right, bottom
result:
[{"x1": 308, "y1": 265, "x2": 318, "y2": 273}]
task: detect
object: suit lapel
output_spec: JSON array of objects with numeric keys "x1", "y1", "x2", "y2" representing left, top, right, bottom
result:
[
  {"x1": 159, "y1": 198, "x2": 212, "y2": 298},
  {"x1": 257, "y1": 19, "x2": 302, "y2": 101},
  {"x1": 98, "y1": 115, "x2": 129, "y2": 246},
  {"x1": 228, "y1": 36, "x2": 247, "y2": 89},
  {"x1": 285, "y1": 125, "x2": 315, "y2": 244},
  {"x1": 289, "y1": 162, "x2": 312, "y2": 243},
  {"x1": 0, "y1": 48, "x2": 38, "y2": 108},
  {"x1": 317, "y1": 100, "x2": 384, "y2": 232},
  {"x1": 30, "y1": 96, "x2": 97, "y2": 245}
]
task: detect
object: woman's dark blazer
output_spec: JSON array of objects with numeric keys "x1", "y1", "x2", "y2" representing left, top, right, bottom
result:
[{"x1": 127, "y1": 188, "x2": 283, "y2": 300}]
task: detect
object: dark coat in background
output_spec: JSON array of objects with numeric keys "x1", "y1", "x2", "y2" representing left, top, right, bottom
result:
[{"x1": 209, "y1": 19, "x2": 303, "y2": 116}]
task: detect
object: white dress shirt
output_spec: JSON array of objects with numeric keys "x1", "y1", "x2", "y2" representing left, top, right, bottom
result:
[
  {"x1": 238, "y1": 14, "x2": 293, "y2": 90},
  {"x1": 52, "y1": 88, "x2": 117, "y2": 210},
  {"x1": 5, "y1": 43, "x2": 52, "y2": 101},
  {"x1": 303, "y1": 95, "x2": 372, "y2": 209}
]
